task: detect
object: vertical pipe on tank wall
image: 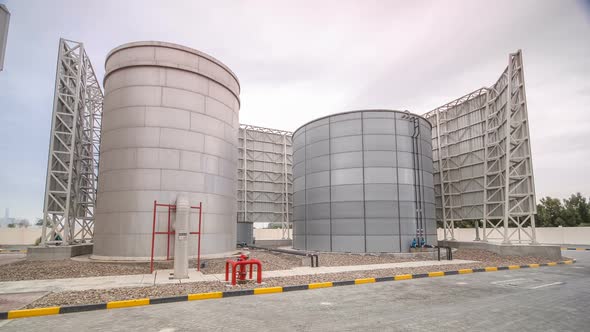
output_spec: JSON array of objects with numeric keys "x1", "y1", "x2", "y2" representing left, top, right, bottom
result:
[
  {"x1": 410, "y1": 115, "x2": 425, "y2": 245},
  {"x1": 283, "y1": 133, "x2": 288, "y2": 239},
  {"x1": 416, "y1": 118, "x2": 425, "y2": 244},
  {"x1": 327, "y1": 119, "x2": 333, "y2": 251},
  {"x1": 360, "y1": 114, "x2": 367, "y2": 252},
  {"x1": 418, "y1": 120, "x2": 426, "y2": 244},
  {"x1": 394, "y1": 115, "x2": 402, "y2": 252},
  {"x1": 411, "y1": 117, "x2": 419, "y2": 244},
  {"x1": 243, "y1": 129, "x2": 248, "y2": 224},
  {"x1": 303, "y1": 128, "x2": 307, "y2": 250}
]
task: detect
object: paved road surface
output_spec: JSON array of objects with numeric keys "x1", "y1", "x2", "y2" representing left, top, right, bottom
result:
[
  {"x1": 0, "y1": 253, "x2": 24, "y2": 266},
  {"x1": 1, "y1": 251, "x2": 588, "y2": 331}
]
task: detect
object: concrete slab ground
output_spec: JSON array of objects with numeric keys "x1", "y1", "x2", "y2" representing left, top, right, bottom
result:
[
  {"x1": 254, "y1": 240, "x2": 293, "y2": 247},
  {"x1": 0, "y1": 259, "x2": 475, "y2": 294},
  {"x1": 0, "y1": 292, "x2": 49, "y2": 311},
  {"x1": 438, "y1": 240, "x2": 562, "y2": 260},
  {"x1": 560, "y1": 244, "x2": 590, "y2": 249},
  {"x1": 1, "y1": 251, "x2": 587, "y2": 331},
  {"x1": 26, "y1": 244, "x2": 93, "y2": 261}
]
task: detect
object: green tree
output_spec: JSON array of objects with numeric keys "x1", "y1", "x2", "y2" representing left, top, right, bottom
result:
[
  {"x1": 35, "y1": 217, "x2": 52, "y2": 228},
  {"x1": 536, "y1": 194, "x2": 590, "y2": 227},
  {"x1": 563, "y1": 193, "x2": 590, "y2": 226},
  {"x1": 536, "y1": 197, "x2": 566, "y2": 227},
  {"x1": 16, "y1": 219, "x2": 31, "y2": 228}
]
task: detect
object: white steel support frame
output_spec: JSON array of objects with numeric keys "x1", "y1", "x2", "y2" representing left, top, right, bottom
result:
[
  {"x1": 41, "y1": 38, "x2": 103, "y2": 245},
  {"x1": 238, "y1": 124, "x2": 293, "y2": 239},
  {"x1": 424, "y1": 50, "x2": 536, "y2": 244},
  {"x1": 484, "y1": 50, "x2": 537, "y2": 243},
  {"x1": 427, "y1": 88, "x2": 487, "y2": 241}
]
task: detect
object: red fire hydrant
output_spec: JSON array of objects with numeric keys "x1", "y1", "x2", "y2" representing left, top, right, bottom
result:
[{"x1": 225, "y1": 253, "x2": 262, "y2": 286}]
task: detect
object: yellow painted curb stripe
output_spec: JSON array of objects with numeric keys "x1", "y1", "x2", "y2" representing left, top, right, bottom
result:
[
  {"x1": 106, "y1": 298, "x2": 149, "y2": 309},
  {"x1": 253, "y1": 287, "x2": 283, "y2": 295},
  {"x1": 576, "y1": 248, "x2": 585, "y2": 251},
  {"x1": 188, "y1": 292, "x2": 223, "y2": 301},
  {"x1": 4, "y1": 258, "x2": 572, "y2": 320},
  {"x1": 8, "y1": 307, "x2": 60, "y2": 319},
  {"x1": 394, "y1": 274, "x2": 413, "y2": 280},
  {"x1": 308, "y1": 282, "x2": 333, "y2": 289},
  {"x1": 354, "y1": 278, "x2": 376, "y2": 284}
]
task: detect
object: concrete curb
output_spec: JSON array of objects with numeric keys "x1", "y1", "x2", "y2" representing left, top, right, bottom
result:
[
  {"x1": 561, "y1": 247, "x2": 590, "y2": 251},
  {"x1": 0, "y1": 249, "x2": 26, "y2": 254},
  {"x1": 0, "y1": 259, "x2": 575, "y2": 320}
]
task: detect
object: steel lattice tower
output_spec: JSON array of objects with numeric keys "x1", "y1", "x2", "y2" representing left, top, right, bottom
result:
[
  {"x1": 41, "y1": 38, "x2": 103, "y2": 245},
  {"x1": 424, "y1": 50, "x2": 537, "y2": 244}
]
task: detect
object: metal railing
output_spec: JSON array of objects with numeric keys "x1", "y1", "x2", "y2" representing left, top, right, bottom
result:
[
  {"x1": 435, "y1": 245, "x2": 453, "y2": 261},
  {"x1": 250, "y1": 246, "x2": 319, "y2": 267}
]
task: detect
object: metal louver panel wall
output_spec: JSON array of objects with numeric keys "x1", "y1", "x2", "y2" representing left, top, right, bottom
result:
[{"x1": 238, "y1": 124, "x2": 293, "y2": 239}]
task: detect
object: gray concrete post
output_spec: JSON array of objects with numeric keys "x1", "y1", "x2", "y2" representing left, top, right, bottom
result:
[{"x1": 173, "y1": 194, "x2": 190, "y2": 279}]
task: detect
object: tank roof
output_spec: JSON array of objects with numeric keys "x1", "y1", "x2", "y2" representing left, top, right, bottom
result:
[
  {"x1": 105, "y1": 41, "x2": 240, "y2": 89},
  {"x1": 293, "y1": 109, "x2": 431, "y2": 137}
]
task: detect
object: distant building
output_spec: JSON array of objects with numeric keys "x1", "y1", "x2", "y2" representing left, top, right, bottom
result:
[
  {"x1": 0, "y1": 208, "x2": 15, "y2": 227},
  {"x1": 0, "y1": 4, "x2": 9, "y2": 71},
  {"x1": 0, "y1": 217, "x2": 16, "y2": 227}
]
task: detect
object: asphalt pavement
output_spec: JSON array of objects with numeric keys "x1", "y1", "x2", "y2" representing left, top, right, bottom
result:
[
  {"x1": 1, "y1": 250, "x2": 588, "y2": 332},
  {"x1": 0, "y1": 253, "x2": 24, "y2": 266}
]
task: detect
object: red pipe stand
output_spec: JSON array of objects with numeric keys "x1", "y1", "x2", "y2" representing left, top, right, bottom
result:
[{"x1": 225, "y1": 254, "x2": 262, "y2": 286}]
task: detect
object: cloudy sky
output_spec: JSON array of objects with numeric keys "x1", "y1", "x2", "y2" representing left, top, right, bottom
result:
[{"x1": 0, "y1": 0, "x2": 589, "y2": 221}]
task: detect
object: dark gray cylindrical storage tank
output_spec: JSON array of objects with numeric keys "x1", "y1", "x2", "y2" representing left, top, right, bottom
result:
[
  {"x1": 93, "y1": 41, "x2": 240, "y2": 260},
  {"x1": 292, "y1": 110, "x2": 435, "y2": 253},
  {"x1": 236, "y1": 222, "x2": 253, "y2": 245}
]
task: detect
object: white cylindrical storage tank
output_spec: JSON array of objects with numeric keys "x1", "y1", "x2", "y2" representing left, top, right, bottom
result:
[
  {"x1": 92, "y1": 41, "x2": 240, "y2": 260},
  {"x1": 292, "y1": 110, "x2": 435, "y2": 253}
]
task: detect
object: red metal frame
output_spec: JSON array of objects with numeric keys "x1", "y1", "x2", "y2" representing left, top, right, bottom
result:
[
  {"x1": 150, "y1": 200, "x2": 203, "y2": 273},
  {"x1": 225, "y1": 254, "x2": 262, "y2": 286}
]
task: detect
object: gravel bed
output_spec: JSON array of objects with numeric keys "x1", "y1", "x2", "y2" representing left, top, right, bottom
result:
[
  {"x1": 0, "y1": 260, "x2": 155, "y2": 282},
  {"x1": 200, "y1": 250, "x2": 304, "y2": 274},
  {"x1": 0, "y1": 250, "x2": 303, "y2": 281},
  {"x1": 199, "y1": 250, "x2": 430, "y2": 274},
  {"x1": 23, "y1": 249, "x2": 567, "y2": 308},
  {"x1": 1, "y1": 248, "x2": 562, "y2": 282}
]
